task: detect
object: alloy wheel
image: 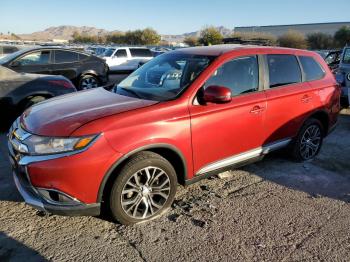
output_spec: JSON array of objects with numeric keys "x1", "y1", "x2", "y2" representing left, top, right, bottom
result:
[
  {"x1": 81, "y1": 77, "x2": 98, "y2": 89},
  {"x1": 120, "y1": 166, "x2": 171, "y2": 219},
  {"x1": 300, "y1": 124, "x2": 321, "y2": 160}
]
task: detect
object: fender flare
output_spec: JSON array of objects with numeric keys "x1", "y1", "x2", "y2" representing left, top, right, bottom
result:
[{"x1": 97, "y1": 143, "x2": 188, "y2": 203}]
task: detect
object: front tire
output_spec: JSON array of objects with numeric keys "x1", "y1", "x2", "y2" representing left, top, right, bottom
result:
[
  {"x1": 290, "y1": 118, "x2": 324, "y2": 161},
  {"x1": 109, "y1": 151, "x2": 177, "y2": 225}
]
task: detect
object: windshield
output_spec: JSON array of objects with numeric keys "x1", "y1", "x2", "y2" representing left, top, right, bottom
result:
[
  {"x1": 113, "y1": 52, "x2": 216, "y2": 101},
  {"x1": 103, "y1": 48, "x2": 115, "y2": 57},
  {"x1": 343, "y1": 48, "x2": 350, "y2": 64}
]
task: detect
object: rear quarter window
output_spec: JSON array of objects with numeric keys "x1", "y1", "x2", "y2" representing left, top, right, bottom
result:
[
  {"x1": 299, "y1": 56, "x2": 325, "y2": 81},
  {"x1": 54, "y1": 50, "x2": 79, "y2": 63},
  {"x1": 267, "y1": 54, "x2": 302, "y2": 88},
  {"x1": 130, "y1": 48, "x2": 153, "y2": 57}
]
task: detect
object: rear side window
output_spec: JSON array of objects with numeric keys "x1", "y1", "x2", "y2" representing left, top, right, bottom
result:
[
  {"x1": 299, "y1": 56, "x2": 325, "y2": 81},
  {"x1": 204, "y1": 56, "x2": 259, "y2": 96},
  {"x1": 267, "y1": 55, "x2": 301, "y2": 88},
  {"x1": 115, "y1": 49, "x2": 128, "y2": 58},
  {"x1": 130, "y1": 48, "x2": 153, "y2": 57},
  {"x1": 55, "y1": 50, "x2": 79, "y2": 63}
]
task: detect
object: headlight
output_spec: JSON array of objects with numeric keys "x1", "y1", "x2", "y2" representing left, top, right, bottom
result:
[{"x1": 23, "y1": 135, "x2": 98, "y2": 155}]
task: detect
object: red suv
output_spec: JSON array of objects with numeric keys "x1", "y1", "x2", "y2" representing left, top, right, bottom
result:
[{"x1": 8, "y1": 45, "x2": 340, "y2": 225}]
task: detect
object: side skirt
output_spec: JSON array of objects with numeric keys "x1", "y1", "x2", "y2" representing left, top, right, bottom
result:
[{"x1": 184, "y1": 138, "x2": 291, "y2": 186}]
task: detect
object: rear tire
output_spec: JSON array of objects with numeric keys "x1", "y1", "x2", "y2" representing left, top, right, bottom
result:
[
  {"x1": 79, "y1": 75, "x2": 99, "y2": 90},
  {"x1": 109, "y1": 151, "x2": 177, "y2": 225},
  {"x1": 290, "y1": 118, "x2": 324, "y2": 162}
]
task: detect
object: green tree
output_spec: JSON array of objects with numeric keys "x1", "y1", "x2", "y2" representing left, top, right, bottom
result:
[
  {"x1": 199, "y1": 27, "x2": 223, "y2": 46},
  {"x1": 184, "y1": 36, "x2": 199, "y2": 46},
  {"x1": 306, "y1": 32, "x2": 334, "y2": 50},
  {"x1": 278, "y1": 30, "x2": 307, "y2": 49},
  {"x1": 140, "y1": 28, "x2": 161, "y2": 45},
  {"x1": 334, "y1": 26, "x2": 350, "y2": 48}
]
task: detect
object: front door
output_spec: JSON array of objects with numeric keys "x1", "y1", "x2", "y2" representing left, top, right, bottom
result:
[
  {"x1": 190, "y1": 55, "x2": 267, "y2": 175},
  {"x1": 109, "y1": 49, "x2": 129, "y2": 71},
  {"x1": 11, "y1": 50, "x2": 52, "y2": 75}
]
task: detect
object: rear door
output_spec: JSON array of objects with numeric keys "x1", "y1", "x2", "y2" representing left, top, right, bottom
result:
[
  {"x1": 52, "y1": 50, "x2": 80, "y2": 81},
  {"x1": 190, "y1": 55, "x2": 267, "y2": 175},
  {"x1": 11, "y1": 50, "x2": 52, "y2": 75},
  {"x1": 263, "y1": 54, "x2": 314, "y2": 144}
]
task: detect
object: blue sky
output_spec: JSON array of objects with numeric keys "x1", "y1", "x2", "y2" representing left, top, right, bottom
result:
[{"x1": 1, "y1": 0, "x2": 349, "y2": 35}]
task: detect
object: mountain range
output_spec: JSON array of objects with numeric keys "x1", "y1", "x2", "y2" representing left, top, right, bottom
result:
[{"x1": 16, "y1": 25, "x2": 234, "y2": 42}]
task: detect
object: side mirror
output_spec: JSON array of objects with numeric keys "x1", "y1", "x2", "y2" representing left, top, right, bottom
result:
[
  {"x1": 203, "y1": 85, "x2": 232, "y2": 104},
  {"x1": 10, "y1": 61, "x2": 20, "y2": 67},
  {"x1": 335, "y1": 73, "x2": 345, "y2": 85}
]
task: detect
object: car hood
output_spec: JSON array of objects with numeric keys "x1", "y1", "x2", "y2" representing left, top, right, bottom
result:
[{"x1": 21, "y1": 87, "x2": 158, "y2": 136}]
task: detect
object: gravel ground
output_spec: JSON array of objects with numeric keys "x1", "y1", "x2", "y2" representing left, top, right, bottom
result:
[{"x1": 0, "y1": 110, "x2": 349, "y2": 262}]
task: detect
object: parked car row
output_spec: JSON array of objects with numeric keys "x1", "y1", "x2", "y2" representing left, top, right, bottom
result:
[
  {"x1": 0, "y1": 47, "x2": 109, "y2": 90},
  {"x1": 7, "y1": 45, "x2": 341, "y2": 225}
]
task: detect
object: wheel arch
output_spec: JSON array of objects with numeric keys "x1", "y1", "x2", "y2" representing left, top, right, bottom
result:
[
  {"x1": 307, "y1": 110, "x2": 330, "y2": 135},
  {"x1": 97, "y1": 143, "x2": 188, "y2": 203},
  {"x1": 17, "y1": 92, "x2": 55, "y2": 109},
  {"x1": 79, "y1": 70, "x2": 98, "y2": 79}
]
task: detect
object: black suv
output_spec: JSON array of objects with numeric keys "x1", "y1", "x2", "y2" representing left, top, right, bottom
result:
[{"x1": 0, "y1": 47, "x2": 108, "y2": 90}]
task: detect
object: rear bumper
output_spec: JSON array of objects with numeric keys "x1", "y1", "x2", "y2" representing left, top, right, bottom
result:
[{"x1": 12, "y1": 163, "x2": 100, "y2": 217}]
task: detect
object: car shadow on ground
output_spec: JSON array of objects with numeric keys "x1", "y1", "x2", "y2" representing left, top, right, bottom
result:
[
  {"x1": 0, "y1": 232, "x2": 47, "y2": 261},
  {"x1": 244, "y1": 112, "x2": 350, "y2": 203}
]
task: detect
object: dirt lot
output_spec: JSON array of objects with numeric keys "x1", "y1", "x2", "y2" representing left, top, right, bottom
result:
[{"x1": 0, "y1": 110, "x2": 350, "y2": 262}]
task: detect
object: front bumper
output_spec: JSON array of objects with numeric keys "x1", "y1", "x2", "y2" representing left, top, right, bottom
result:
[
  {"x1": 8, "y1": 119, "x2": 101, "y2": 217},
  {"x1": 10, "y1": 154, "x2": 100, "y2": 216},
  {"x1": 12, "y1": 165, "x2": 100, "y2": 216}
]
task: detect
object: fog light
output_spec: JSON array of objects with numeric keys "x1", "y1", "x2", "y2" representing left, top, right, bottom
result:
[{"x1": 37, "y1": 189, "x2": 80, "y2": 205}]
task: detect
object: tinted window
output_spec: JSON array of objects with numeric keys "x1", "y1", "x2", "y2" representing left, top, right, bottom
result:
[
  {"x1": 3, "y1": 46, "x2": 18, "y2": 54},
  {"x1": 17, "y1": 51, "x2": 50, "y2": 65},
  {"x1": 343, "y1": 48, "x2": 350, "y2": 64},
  {"x1": 130, "y1": 48, "x2": 153, "y2": 57},
  {"x1": 115, "y1": 49, "x2": 127, "y2": 58},
  {"x1": 299, "y1": 56, "x2": 325, "y2": 81},
  {"x1": 55, "y1": 50, "x2": 78, "y2": 63},
  {"x1": 267, "y1": 55, "x2": 301, "y2": 88},
  {"x1": 204, "y1": 56, "x2": 259, "y2": 96}
]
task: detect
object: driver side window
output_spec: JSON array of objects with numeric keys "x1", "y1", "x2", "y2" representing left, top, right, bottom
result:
[
  {"x1": 17, "y1": 51, "x2": 50, "y2": 66},
  {"x1": 204, "y1": 56, "x2": 259, "y2": 97}
]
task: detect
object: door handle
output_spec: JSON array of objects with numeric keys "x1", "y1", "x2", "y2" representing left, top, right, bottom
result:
[
  {"x1": 301, "y1": 95, "x2": 312, "y2": 103},
  {"x1": 250, "y1": 105, "x2": 265, "y2": 114}
]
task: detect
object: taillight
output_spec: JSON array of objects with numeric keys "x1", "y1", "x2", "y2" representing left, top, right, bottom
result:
[{"x1": 48, "y1": 80, "x2": 75, "y2": 89}]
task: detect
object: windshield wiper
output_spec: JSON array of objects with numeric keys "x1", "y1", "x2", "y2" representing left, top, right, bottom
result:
[{"x1": 117, "y1": 87, "x2": 142, "y2": 99}]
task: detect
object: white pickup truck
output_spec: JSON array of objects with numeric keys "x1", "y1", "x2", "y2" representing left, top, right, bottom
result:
[{"x1": 102, "y1": 47, "x2": 153, "y2": 72}]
